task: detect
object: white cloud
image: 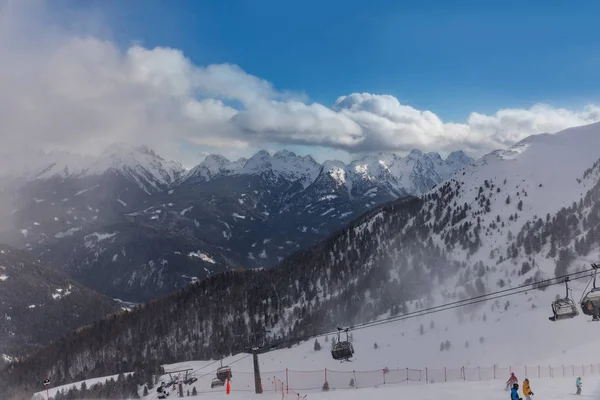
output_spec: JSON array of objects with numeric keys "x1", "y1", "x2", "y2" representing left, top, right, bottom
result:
[{"x1": 1, "y1": 0, "x2": 600, "y2": 167}]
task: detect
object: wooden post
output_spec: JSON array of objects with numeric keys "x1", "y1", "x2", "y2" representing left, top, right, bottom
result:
[
  {"x1": 425, "y1": 367, "x2": 428, "y2": 384},
  {"x1": 494, "y1": 365, "x2": 496, "y2": 380},
  {"x1": 444, "y1": 367, "x2": 447, "y2": 382},
  {"x1": 286, "y1": 368, "x2": 289, "y2": 394}
]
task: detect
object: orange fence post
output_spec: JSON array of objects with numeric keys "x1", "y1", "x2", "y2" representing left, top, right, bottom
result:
[
  {"x1": 425, "y1": 367, "x2": 428, "y2": 384},
  {"x1": 444, "y1": 367, "x2": 447, "y2": 382},
  {"x1": 286, "y1": 368, "x2": 289, "y2": 394}
]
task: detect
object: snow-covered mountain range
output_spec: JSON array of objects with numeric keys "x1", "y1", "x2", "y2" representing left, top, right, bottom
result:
[
  {"x1": 0, "y1": 144, "x2": 471, "y2": 302},
  {"x1": 184, "y1": 148, "x2": 470, "y2": 196},
  {"x1": 5, "y1": 122, "x2": 600, "y2": 398}
]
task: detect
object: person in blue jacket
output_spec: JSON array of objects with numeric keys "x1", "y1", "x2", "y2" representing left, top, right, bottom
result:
[
  {"x1": 511, "y1": 383, "x2": 522, "y2": 400},
  {"x1": 576, "y1": 377, "x2": 582, "y2": 395}
]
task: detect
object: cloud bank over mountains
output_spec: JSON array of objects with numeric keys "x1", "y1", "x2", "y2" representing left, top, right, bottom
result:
[{"x1": 2, "y1": 0, "x2": 600, "y2": 166}]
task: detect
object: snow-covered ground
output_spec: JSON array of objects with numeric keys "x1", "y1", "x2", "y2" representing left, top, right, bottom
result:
[
  {"x1": 38, "y1": 283, "x2": 600, "y2": 399},
  {"x1": 155, "y1": 377, "x2": 600, "y2": 400}
]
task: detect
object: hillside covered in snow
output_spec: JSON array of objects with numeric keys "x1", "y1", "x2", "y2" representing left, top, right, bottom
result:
[
  {"x1": 0, "y1": 245, "x2": 120, "y2": 360},
  {"x1": 5, "y1": 122, "x2": 600, "y2": 398}
]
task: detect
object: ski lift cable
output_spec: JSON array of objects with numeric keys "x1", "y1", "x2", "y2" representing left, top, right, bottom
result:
[
  {"x1": 351, "y1": 280, "x2": 579, "y2": 333},
  {"x1": 286, "y1": 265, "x2": 597, "y2": 345},
  {"x1": 188, "y1": 353, "x2": 251, "y2": 378},
  {"x1": 344, "y1": 267, "x2": 594, "y2": 334}
]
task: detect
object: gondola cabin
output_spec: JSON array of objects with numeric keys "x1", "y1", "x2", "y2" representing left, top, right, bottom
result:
[{"x1": 216, "y1": 366, "x2": 232, "y2": 381}]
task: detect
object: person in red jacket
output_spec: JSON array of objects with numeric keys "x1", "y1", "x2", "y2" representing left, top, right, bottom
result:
[{"x1": 506, "y1": 373, "x2": 518, "y2": 390}]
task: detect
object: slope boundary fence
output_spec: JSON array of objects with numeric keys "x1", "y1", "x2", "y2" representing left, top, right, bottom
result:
[{"x1": 192, "y1": 363, "x2": 600, "y2": 394}]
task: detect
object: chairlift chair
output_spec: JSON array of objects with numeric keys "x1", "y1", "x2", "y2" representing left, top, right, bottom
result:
[
  {"x1": 184, "y1": 377, "x2": 198, "y2": 385},
  {"x1": 331, "y1": 327, "x2": 354, "y2": 362},
  {"x1": 211, "y1": 378, "x2": 225, "y2": 388},
  {"x1": 549, "y1": 277, "x2": 579, "y2": 321},
  {"x1": 216, "y1": 358, "x2": 232, "y2": 381},
  {"x1": 581, "y1": 264, "x2": 600, "y2": 321}
]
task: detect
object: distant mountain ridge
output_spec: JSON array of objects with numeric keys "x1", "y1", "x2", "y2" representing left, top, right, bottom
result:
[
  {"x1": 183, "y1": 148, "x2": 472, "y2": 196},
  {"x1": 0, "y1": 144, "x2": 473, "y2": 303}
]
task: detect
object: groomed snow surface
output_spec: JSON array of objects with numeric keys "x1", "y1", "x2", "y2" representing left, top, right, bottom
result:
[
  {"x1": 160, "y1": 377, "x2": 600, "y2": 400},
  {"x1": 38, "y1": 286, "x2": 600, "y2": 399}
]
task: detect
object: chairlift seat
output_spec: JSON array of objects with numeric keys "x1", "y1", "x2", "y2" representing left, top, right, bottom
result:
[
  {"x1": 216, "y1": 366, "x2": 232, "y2": 381},
  {"x1": 331, "y1": 341, "x2": 354, "y2": 361},
  {"x1": 211, "y1": 378, "x2": 224, "y2": 388},
  {"x1": 581, "y1": 289, "x2": 600, "y2": 317},
  {"x1": 550, "y1": 298, "x2": 578, "y2": 321}
]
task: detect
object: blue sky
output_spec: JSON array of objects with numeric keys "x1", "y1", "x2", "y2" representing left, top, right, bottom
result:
[
  {"x1": 4, "y1": 0, "x2": 600, "y2": 166},
  {"x1": 59, "y1": 0, "x2": 600, "y2": 120}
]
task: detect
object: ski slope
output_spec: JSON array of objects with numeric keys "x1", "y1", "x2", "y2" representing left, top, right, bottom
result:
[
  {"x1": 152, "y1": 377, "x2": 600, "y2": 400},
  {"x1": 38, "y1": 280, "x2": 600, "y2": 399}
]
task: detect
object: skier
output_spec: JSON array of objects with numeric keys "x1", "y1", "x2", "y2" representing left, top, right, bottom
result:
[
  {"x1": 522, "y1": 378, "x2": 533, "y2": 400},
  {"x1": 506, "y1": 372, "x2": 518, "y2": 390},
  {"x1": 576, "y1": 376, "x2": 582, "y2": 395},
  {"x1": 511, "y1": 383, "x2": 522, "y2": 400},
  {"x1": 157, "y1": 382, "x2": 170, "y2": 399}
]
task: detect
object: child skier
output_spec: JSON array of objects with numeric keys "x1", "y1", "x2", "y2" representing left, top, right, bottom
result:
[
  {"x1": 522, "y1": 378, "x2": 533, "y2": 400},
  {"x1": 506, "y1": 372, "x2": 518, "y2": 390},
  {"x1": 157, "y1": 382, "x2": 170, "y2": 399},
  {"x1": 511, "y1": 383, "x2": 522, "y2": 400},
  {"x1": 576, "y1": 377, "x2": 582, "y2": 395}
]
